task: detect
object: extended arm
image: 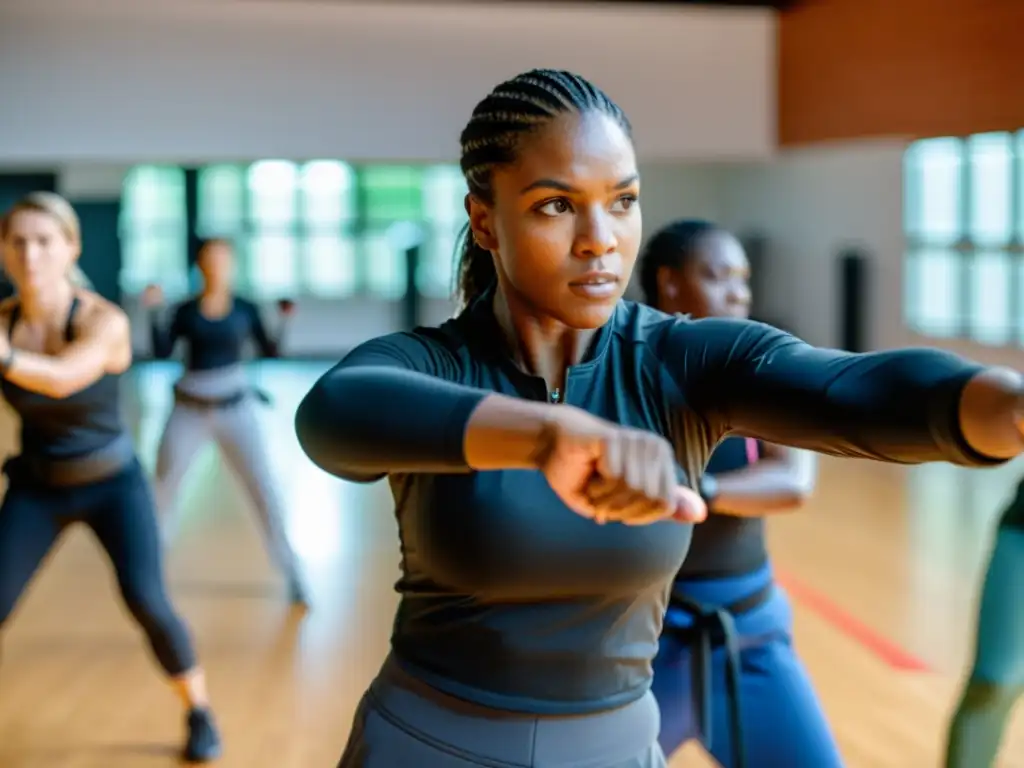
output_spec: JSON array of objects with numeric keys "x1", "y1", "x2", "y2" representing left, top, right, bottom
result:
[
  {"x1": 708, "y1": 443, "x2": 817, "y2": 518},
  {"x1": 1, "y1": 304, "x2": 131, "y2": 399},
  {"x1": 150, "y1": 306, "x2": 180, "y2": 359},
  {"x1": 294, "y1": 333, "x2": 554, "y2": 483},
  {"x1": 671, "y1": 318, "x2": 1022, "y2": 468},
  {"x1": 247, "y1": 302, "x2": 281, "y2": 359}
]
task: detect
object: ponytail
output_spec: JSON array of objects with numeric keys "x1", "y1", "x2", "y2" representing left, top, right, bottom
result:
[{"x1": 454, "y1": 222, "x2": 496, "y2": 310}]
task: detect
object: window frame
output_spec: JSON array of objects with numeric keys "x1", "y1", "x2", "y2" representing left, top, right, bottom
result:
[{"x1": 903, "y1": 130, "x2": 1024, "y2": 346}]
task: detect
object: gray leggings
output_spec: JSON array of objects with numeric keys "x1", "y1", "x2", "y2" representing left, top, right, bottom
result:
[
  {"x1": 153, "y1": 366, "x2": 300, "y2": 583},
  {"x1": 339, "y1": 655, "x2": 667, "y2": 768}
]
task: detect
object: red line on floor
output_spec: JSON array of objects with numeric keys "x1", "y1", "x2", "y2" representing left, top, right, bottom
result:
[{"x1": 775, "y1": 569, "x2": 932, "y2": 672}]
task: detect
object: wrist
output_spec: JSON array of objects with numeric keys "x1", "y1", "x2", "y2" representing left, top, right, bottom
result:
[
  {"x1": 699, "y1": 473, "x2": 719, "y2": 509},
  {"x1": 464, "y1": 394, "x2": 562, "y2": 470}
]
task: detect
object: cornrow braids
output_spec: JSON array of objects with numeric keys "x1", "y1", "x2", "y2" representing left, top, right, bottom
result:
[
  {"x1": 638, "y1": 219, "x2": 721, "y2": 307},
  {"x1": 454, "y1": 69, "x2": 631, "y2": 308}
]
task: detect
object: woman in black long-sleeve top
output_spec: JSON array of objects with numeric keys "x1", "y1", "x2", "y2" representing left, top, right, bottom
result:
[
  {"x1": 143, "y1": 239, "x2": 308, "y2": 607},
  {"x1": 295, "y1": 69, "x2": 1024, "y2": 768}
]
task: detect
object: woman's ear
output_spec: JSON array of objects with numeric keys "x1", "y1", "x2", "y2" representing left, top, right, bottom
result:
[{"x1": 466, "y1": 194, "x2": 498, "y2": 252}]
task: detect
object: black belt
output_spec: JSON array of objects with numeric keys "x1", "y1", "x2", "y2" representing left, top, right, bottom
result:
[
  {"x1": 665, "y1": 581, "x2": 774, "y2": 768},
  {"x1": 172, "y1": 386, "x2": 273, "y2": 409}
]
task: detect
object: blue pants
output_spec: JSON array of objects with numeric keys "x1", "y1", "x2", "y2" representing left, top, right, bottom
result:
[{"x1": 651, "y1": 565, "x2": 843, "y2": 767}]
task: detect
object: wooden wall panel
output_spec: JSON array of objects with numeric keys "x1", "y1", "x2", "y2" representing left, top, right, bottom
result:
[{"x1": 778, "y1": 0, "x2": 1024, "y2": 145}]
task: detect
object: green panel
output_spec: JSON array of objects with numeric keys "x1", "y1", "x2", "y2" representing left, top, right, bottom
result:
[
  {"x1": 422, "y1": 165, "x2": 467, "y2": 226},
  {"x1": 120, "y1": 165, "x2": 186, "y2": 231},
  {"x1": 418, "y1": 223, "x2": 462, "y2": 299},
  {"x1": 361, "y1": 165, "x2": 424, "y2": 224},
  {"x1": 360, "y1": 229, "x2": 407, "y2": 299},
  {"x1": 120, "y1": 230, "x2": 189, "y2": 296},
  {"x1": 197, "y1": 164, "x2": 246, "y2": 237}
]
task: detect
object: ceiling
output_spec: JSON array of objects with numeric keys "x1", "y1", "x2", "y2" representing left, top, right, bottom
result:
[
  {"x1": 455, "y1": 0, "x2": 798, "y2": 7},
  {"x1": 352, "y1": 0, "x2": 799, "y2": 8}
]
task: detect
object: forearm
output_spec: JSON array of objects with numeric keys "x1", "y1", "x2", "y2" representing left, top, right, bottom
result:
[
  {"x1": 462, "y1": 395, "x2": 558, "y2": 470},
  {"x1": 713, "y1": 330, "x2": 1008, "y2": 467},
  {"x1": 255, "y1": 326, "x2": 281, "y2": 359},
  {"x1": 709, "y1": 462, "x2": 814, "y2": 518},
  {"x1": 295, "y1": 365, "x2": 493, "y2": 481},
  {"x1": 149, "y1": 313, "x2": 175, "y2": 359},
  {"x1": 3, "y1": 350, "x2": 94, "y2": 399},
  {"x1": 251, "y1": 309, "x2": 282, "y2": 359}
]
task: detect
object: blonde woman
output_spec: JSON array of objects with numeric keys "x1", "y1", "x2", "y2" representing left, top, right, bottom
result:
[{"x1": 0, "y1": 193, "x2": 221, "y2": 762}]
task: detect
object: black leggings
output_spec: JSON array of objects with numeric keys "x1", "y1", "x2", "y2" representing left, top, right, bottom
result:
[{"x1": 0, "y1": 458, "x2": 197, "y2": 676}]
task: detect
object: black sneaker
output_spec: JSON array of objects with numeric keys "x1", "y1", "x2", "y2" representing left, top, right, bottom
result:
[{"x1": 182, "y1": 707, "x2": 222, "y2": 763}]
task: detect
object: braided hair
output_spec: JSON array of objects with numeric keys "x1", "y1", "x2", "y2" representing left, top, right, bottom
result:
[
  {"x1": 455, "y1": 69, "x2": 632, "y2": 308},
  {"x1": 638, "y1": 219, "x2": 721, "y2": 307}
]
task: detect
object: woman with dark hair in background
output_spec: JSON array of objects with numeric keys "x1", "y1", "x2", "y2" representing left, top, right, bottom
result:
[
  {"x1": 0, "y1": 192, "x2": 221, "y2": 762},
  {"x1": 945, "y1": 482, "x2": 1024, "y2": 767},
  {"x1": 294, "y1": 68, "x2": 1024, "y2": 768},
  {"x1": 640, "y1": 219, "x2": 842, "y2": 767},
  {"x1": 142, "y1": 238, "x2": 309, "y2": 608}
]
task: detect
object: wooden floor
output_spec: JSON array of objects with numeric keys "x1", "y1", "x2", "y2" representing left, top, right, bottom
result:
[{"x1": 0, "y1": 360, "x2": 1022, "y2": 767}]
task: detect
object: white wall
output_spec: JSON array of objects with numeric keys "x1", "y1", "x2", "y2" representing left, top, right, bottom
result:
[
  {"x1": 0, "y1": 0, "x2": 775, "y2": 164},
  {"x1": 715, "y1": 140, "x2": 907, "y2": 350}
]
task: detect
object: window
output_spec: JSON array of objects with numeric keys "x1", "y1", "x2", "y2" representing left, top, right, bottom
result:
[
  {"x1": 192, "y1": 160, "x2": 463, "y2": 300},
  {"x1": 903, "y1": 131, "x2": 1024, "y2": 345},
  {"x1": 120, "y1": 165, "x2": 189, "y2": 297},
  {"x1": 300, "y1": 161, "x2": 358, "y2": 297},
  {"x1": 196, "y1": 164, "x2": 245, "y2": 238},
  {"x1": 359, "y1": 166, "x2": 424, "y2": 298},
  {"x1": 361, "y1": 165, "x2": 423, "y2": 226},
  {"x1": 420, "y1": 165, "x2": 468, "y2": 299},
  {"x1": 196, "y1": 160, "x2": 358, "y2": 299},
  {"x1": 362, "y1": 231, "x2": 407, "y2": 300}
]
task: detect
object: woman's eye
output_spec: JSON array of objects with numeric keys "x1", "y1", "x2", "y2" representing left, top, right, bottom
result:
[
  {"x1": 612, "y1": 195, "x2": 638, "y2": 213},
  {"x1": 537, "y1": 199, "x2": 572, "y2": 217}
]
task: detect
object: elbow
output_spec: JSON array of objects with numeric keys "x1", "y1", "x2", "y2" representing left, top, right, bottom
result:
[
  {"x1": 294, "y1": 386, "x2": 334, "y2": 470},
  {"x1": 45, "y1": 384, "x2": 75, "y2": 400},
  {"x1": 39, "y1": 375, "x2": 79, "y2": 400},
  {"x1": 295, "y1": 381, "x2": 378, "y2": 483}
]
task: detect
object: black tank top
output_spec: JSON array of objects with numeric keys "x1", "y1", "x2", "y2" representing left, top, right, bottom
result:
[
  {"x1": 675, "y1": 436, "x2": 768, "y2": 580},
  {"x1": 1, "y1": 298, "x2": 125, "y2": 459}
]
